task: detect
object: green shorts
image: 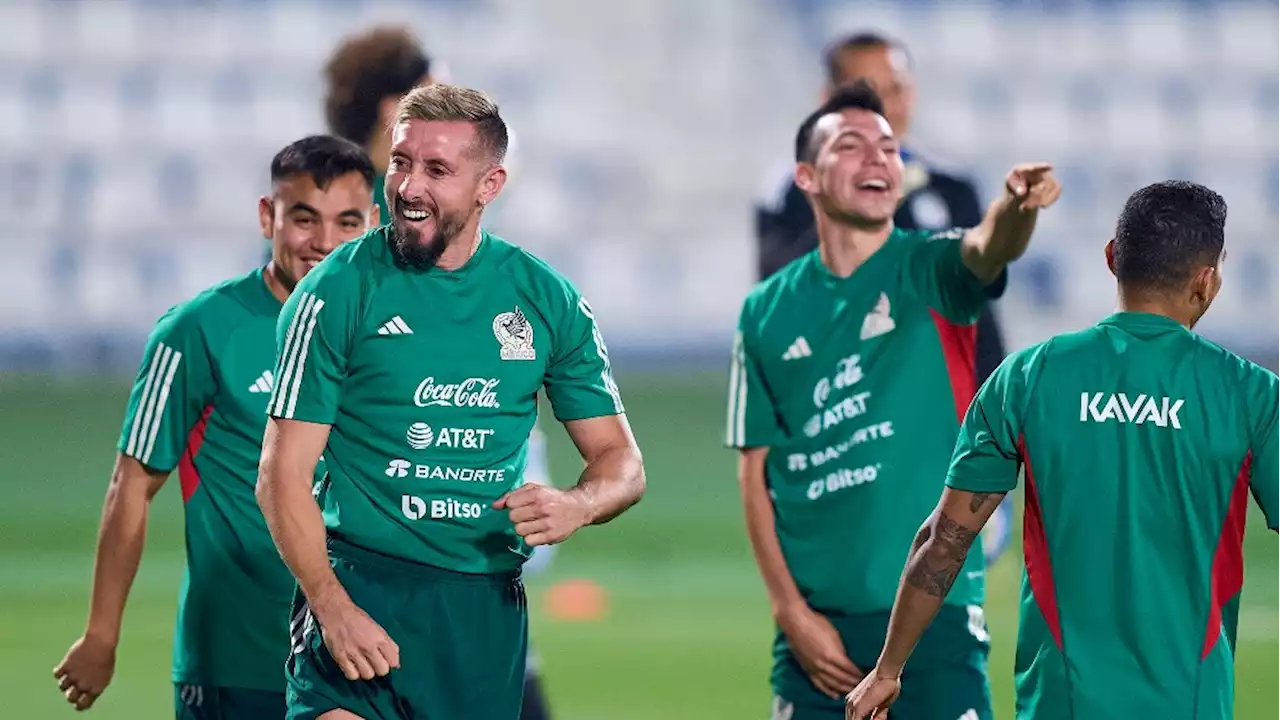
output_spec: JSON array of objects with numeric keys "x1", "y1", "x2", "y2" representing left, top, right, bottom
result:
[
  {"x1": 286, "y1": 538, "x2": 528, "y2": 720},
  {"x1": 173, "y1": 683, "x2": 285, "y2": 719},
  {"x1": 771, "y1": 604, "x2": 992, "y2": 720}
]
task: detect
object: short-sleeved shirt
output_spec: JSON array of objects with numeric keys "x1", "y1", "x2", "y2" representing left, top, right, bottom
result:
[
  {"x1": 725, "y1": 227, "x2": 991, "y2": 614},
  {"x1": 268, "y1": 227, "x2": 624, "y2": 573},
  {"x1": 947, "y1": 311, "x2": 1279, "y2": 719},
  {"x1": 117, "y1": 266, "x2": 305, "y2": 692}
]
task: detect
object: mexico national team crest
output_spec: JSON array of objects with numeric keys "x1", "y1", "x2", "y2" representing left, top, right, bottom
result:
[{"x1": 493, "y1": 306, "x2": 536, "y2": 361}]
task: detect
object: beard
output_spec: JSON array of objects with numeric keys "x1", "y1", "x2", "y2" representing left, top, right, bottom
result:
[{"x1": 388, "y1": 197, "x2": 469, "y2": 270}]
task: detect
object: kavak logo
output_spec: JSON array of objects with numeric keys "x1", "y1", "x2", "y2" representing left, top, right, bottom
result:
[{"x1": 493, "y1": 306, "x2": 536, "y2": 361}]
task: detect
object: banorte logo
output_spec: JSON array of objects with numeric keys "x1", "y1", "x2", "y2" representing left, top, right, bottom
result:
[{"x1": 413, "y1": 377, "x2": 501, "y2": 409}]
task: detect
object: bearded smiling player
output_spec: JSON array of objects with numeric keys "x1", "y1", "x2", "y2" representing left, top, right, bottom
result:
[
  {"x1": 725, "y1": 81, "x2": 1060, "y2": 720},
  {"x1": 53, "y1": 136, "x2": 377, "y2": 718},
  {"x1": 256, "y1": 84, "x2": 646, "y2": 720}
]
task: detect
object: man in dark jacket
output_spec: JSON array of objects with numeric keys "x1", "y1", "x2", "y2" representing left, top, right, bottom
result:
[{"x1": 754, "y1": 32, "x2": 1013, "y2": 570}]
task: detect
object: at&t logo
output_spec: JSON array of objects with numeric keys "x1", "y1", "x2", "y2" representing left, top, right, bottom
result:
[{"x1": 407, "y1": 423, "x2": 435, "y2": 449}]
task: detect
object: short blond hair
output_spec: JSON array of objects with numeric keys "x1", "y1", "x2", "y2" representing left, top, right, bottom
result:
[{"x1": 393, "y1": 84, "x2": 507, "y2": 163}]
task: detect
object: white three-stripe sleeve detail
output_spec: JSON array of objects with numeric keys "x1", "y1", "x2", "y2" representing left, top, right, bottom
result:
[
  {"x1": 141, "y1": 349, "x2": 183, "y2": 464},
  {"x1": 131, "y1": 345, "x2": 173, "y2": 462},
  {"x1": 272, "y1": 292, "x2": 316, "y2": 416},
  {"x1": 126, "y1": 344, "x2": 165, "y2": 456},
  {"x1": 578, "y1": 299, "x2": 623, "y2": 413},
  {"x1": 284, "y1": 299, "x2": 325, "y2": 419},
  {"x1": 726, "y1": 332, "x2": 744, "y2": 446}
]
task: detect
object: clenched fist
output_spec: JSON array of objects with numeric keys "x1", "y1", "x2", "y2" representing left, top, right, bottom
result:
[
  {"x1": 494, "y1": 483, "x2": 591, "y2": 546},
  {"x1": 54, "y1": 634, "x2": 117, "y2": 711},
  {"x1": 1004, "y1": 163, "x2": 1061, "y2": 211}
]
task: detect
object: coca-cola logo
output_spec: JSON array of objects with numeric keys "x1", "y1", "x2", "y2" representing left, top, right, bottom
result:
[{"x1": 413, "y1": 377, "x2": 501, "y2": 409}]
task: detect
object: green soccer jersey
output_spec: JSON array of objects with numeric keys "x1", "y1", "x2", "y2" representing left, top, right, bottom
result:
[
  {"x1": 947, "y1": 312, "x2": 1280, "y2": 720},
  {"x1": 267, "y1": 227, "x2": 623, "y2": 573},
  {"x1": 117, "y1": 267, "x2": 307, "y2": 692},
  {"x1": 726, "y1": 227, "x2": 991, "y2": 614}
]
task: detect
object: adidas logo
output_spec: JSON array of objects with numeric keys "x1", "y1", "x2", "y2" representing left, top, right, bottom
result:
[
  {"x1": 377, "y1": 316, "x2": 413, "y2": 335},
  {"x1": 782, "y1": 336, "x2": 811, "y2": 361},
  {"x1": 248, "y1": 370, "x2": 274, "y2": 394},
  {"x1": 860, "y1": 292, "x2": 896, "y2": 340}
]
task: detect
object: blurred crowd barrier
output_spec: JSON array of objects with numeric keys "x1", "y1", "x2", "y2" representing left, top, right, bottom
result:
[{"x1": 0, "y1": 0, "x2": 1274, "y2": 372}]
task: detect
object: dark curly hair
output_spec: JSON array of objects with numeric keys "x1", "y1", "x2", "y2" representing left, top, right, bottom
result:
[{"x1": 323, "y1": 26, "x2": 432, "y2": 147}]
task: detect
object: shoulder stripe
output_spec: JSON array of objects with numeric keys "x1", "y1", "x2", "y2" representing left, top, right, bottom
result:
[
  {"x1": 142, "y1": 349, "x2": 183, "y2": 463},
  {"x1": 285, "y1": 298, "x2": 325, "y2": 419},
  {"x1": 271, "y1": 292, "x2": 323, "y2": 418},
  {"x1": 126, "y1": 342, "x2": 182, "y2": 464},
  {"x1": 726, "y1": 332, "x2": 746, "y2": 447},
  {"x1": 578, "y1": 298, "x2": 623, "y2": 414},
  {"x1": 125, "y1": 343, "x2": 165, "y2": 457},
  {"x1": 271, "y1": 293, "x2": 310, "y2": 416}
]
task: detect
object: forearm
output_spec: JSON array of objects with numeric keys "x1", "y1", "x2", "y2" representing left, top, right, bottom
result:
[
  {"x1": 256, "y1": 470, "x2": 347, "y2": 621},
  {"x1": 877, "y1": 516, "x2": 977, "y2": 674},
  {"x1": 83, "y1": 481, "x2": 151, "y2": 643},
  {"x1": 964, "y1": 193, "x2": 1038, "y2": 283},
  {"x1": 741, "y1": 471, "x2": 805, "y2": 616},
  {"x1": 566, "y1": 444, "x2": 645, "y2": 525}
]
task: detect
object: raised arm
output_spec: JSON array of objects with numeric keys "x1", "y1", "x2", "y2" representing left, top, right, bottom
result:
[{"x1": 960, "y1": 163, "x2": 1061, "y2": 284}]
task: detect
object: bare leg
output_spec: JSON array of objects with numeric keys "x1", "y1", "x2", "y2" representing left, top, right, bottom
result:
[{"x1": 319, "y1": 710, "x2": 368, "y2": 720}]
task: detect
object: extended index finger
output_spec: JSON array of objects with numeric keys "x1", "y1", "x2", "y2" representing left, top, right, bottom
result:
[{"x1": 1014, "y1": 162, "x2": 1053, "y2": 175}]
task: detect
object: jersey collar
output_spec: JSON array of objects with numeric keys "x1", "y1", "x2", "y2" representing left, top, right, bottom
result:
[{"x1": 1097, "y1": 311, "x2": 1189, "y2": 332}]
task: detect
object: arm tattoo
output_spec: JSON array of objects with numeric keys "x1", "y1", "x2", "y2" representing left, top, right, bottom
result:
[
  {"x1": 968, "y1": 492, "x2": 1000, "y2": 514},
  {"x1": 904, "y1": 513, "x2": 980, "y2": 598}
]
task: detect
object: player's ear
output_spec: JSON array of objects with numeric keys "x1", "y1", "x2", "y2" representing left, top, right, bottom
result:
[
  {"x1": 478, "y1": 165, "x2": 507, "y2": 207},
  {"x1": 1103, "y1": 239, "x2": 1117, "y2": 277},
  {"x1": 794, "y1": 162, "x2": 817, "y2": 194},
  {"x1": 1190, "y1": 264, "x2": 1221, "y2": 306},
  {"x1": 368, "y1": 200, "x2": 381, "y2": 229},
  {"x1": 258, "y1": 196, "x2": 275, "y2": 240}
]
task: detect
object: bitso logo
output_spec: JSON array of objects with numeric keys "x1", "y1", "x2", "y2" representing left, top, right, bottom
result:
[
  {"x1": 402, "y1": 494, "x2": 427, "y2": 520},
  {"x1": 407, "y1": 423, "x2": 435, "y2": 449},
  {"x1": 414, "y1": 377, "x2": 501, "y2": 409},
  {"x1": 493, "y1": 306, "x2": 536, "y2": 361},
  {"x1": 385, "y1": 459, "x2": 410, "y2": 478},
  {"x1": 401, "y1": 494, "x2": 484, "y2": 521},
  {"x1": 806, "y1": 464, "x2": 880, "y2": 500}
]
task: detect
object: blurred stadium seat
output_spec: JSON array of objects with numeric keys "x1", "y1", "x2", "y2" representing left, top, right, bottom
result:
[{"x1": 0, "y1": 0, "x2": 1273, "y2": 371}]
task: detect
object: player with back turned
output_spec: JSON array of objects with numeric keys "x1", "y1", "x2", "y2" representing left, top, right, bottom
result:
[
  {"x1": 53, "y1": 136, "x2": 378, "y2": 718},
  {"x1": 256, "y1": 83, "x2": 646, "y2": 720},
  {"x1": 725, "y1": 81, "x2": 1060, "y2": 720},
  {"x1": 846, "y1": 181, "x2": 1279, "y2": 720}
]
